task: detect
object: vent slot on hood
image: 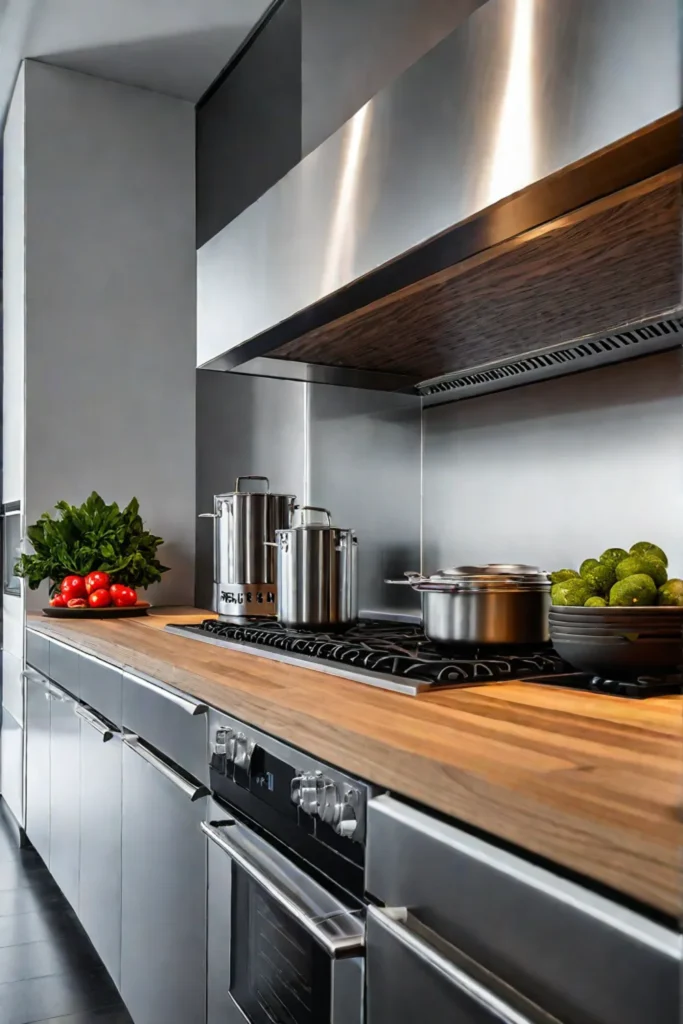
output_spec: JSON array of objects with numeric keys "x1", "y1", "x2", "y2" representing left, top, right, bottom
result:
[{"x1": 417, "y1": 315, "x2": 683, "y2": 405}]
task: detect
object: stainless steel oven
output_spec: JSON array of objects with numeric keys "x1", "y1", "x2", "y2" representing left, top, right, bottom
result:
[{"x1": 205, "y1": 710, "x2": 372, "y2": 1024}]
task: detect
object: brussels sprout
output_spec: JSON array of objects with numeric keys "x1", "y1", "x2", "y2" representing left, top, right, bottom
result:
[
  {"x1": 609, "y1": 574, "x2": 657, "y2": 607},
  {"x1": 630, "y1": 541, "x2": 668, "y2": 568},
  {"x1": 585, "y1": 596, "x2": 607, "y2": 607},
  {"x1": 657, "y1": 579, "x2": 683, "y2": 607},
  {"x1": 550, "y1": 569, "x2": 580, "y2": 585},
  {"x1": 552, "y1": 579, "x2": 595, "y2": 606},
  {"x1": 615, "y1": 555, "x2": 667, "y2": 588},
  {"x1": 579, "y1": 558, "x2": 600, "y2": 577},
  {"x1": 582, "y1": 563, "x2": 616, "y2": 595},
  {"x1": 599, "y1": 548, "x2": 629, "y2": 571}
]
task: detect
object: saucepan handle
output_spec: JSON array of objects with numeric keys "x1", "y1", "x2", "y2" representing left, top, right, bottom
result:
[{"x1": 293, "y1": 506, "x2": 332, "y2": 528}]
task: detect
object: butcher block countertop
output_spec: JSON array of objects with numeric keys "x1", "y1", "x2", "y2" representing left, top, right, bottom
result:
[{"x1": 28, "y1": 607, "x2": 682, "y2": 918}]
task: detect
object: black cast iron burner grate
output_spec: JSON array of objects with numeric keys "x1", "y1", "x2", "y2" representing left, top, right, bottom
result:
[{"x1": 194, "y1": 618, "x2": 568, "y2": 685}]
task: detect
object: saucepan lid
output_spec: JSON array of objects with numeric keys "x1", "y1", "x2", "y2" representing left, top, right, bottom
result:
[
  {"x1": 216, "y1": 476, "x2": 296, "y2": 500},
  {"x1": 386, "y1": 564, "x2": 549, "y2": 592}
]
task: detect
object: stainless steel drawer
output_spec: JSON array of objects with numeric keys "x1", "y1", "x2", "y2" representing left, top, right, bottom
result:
[
  {"x1": 366, "y1": 796, "x2": 679, "y2": 1024},
  {"x1": 48, "y1": 639, "x2": 80, "y2": 698},
  {"x1": 26, "y1": 630, "x2": 50, "y2": 676},
  {"x1": 79, "y1": 652, "x2": 122, "y2": 727},
  {"x1": 122, "y1": 671, "x2": 208, "y2": 783}
]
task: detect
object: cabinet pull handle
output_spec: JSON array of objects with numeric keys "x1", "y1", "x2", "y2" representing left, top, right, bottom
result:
[
  {"x1": 201, "y1": 821, "x2": 364, "y2": 957},
  {"x1": 122, "y1": 672, "x2": 208, "y2": 716},
  {"x1": 122, "y1": 734, "x2": 209, "y2": 801},
  {"x1": 367, "y1": 906, "x2": 552, "y2": 1024},
  {"x1": 74, "y1": 704, "x2": 114, "y2": 742}
]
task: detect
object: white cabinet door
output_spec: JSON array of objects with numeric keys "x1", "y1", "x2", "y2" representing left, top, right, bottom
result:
[
  {"x1": 25, "y1": 669, "x2": 51, "y2": 862},
  {"x1": 48, "y1": 686, "x2": 80, "y2": 909},
  {"x1": 78, "y1": 704, "x2": 122, "y2": 988},
  {"x1": 121, "y1": 736, "x2": 208, "y2": 1024}
]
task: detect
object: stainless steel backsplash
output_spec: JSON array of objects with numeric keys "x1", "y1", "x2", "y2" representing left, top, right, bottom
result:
[
  {"x1": 197, "y1": 349, "x2": 682, "y2": 613},
  {"x1": 195, "y1": 371, "x2": 421, "y2": 615},
  {"x1": 422, "y1": 349, "x2": 683, "y2": 577}
]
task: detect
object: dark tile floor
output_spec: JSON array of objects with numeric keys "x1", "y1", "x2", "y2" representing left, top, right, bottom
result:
[{"x1": 0, "y1": 809, "x2": 131, "y2": 1024}]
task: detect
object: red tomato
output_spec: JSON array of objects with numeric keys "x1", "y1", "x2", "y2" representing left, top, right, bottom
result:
[
  {"x1": 50, "y1": 594, "x2": 67, "y2": 607},
  {"x1": 88, "y1": 588, "x2": 112, "y2": 608},
  {"x1": 113, "y1": 586, "x2": 137, "y2": 607},
  {"x1": 109, "y1": 584, "x2": 127, "y2": 602},
  {"x1": 61, "y1": 575, "x2": 87, "y2": 599},
  {"x1": 85, "y1": 571, "x2": 111, "y2": 595},
  {"x1": 67, "y1": 598, "x2": 87, "y2": 608}
]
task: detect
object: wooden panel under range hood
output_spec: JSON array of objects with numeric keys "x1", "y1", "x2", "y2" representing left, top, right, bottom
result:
[{"x1": 269, "y1": 166, "x2": 682, "y2": 388}]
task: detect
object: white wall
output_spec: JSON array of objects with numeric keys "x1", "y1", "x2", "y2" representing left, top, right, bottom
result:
[
  {"x1": 10, "y1": 61, "x2": 196, "y2": 608},
  {"x1": 422, "y1": 350, "x2": 683, "y2": 577}
]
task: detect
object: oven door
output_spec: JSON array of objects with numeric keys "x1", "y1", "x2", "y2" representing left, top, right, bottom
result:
[{"x1": 202, "y1": 814, "x2": 364, "y2": 1024}]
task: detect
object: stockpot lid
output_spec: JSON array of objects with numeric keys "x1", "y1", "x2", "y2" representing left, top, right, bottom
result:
[
  {"x1": 275, "y1": 506, "x2": 356, "y2": 534},
  {"x1": 215, "y1": 476, "x2": 296, "y2": 500}
]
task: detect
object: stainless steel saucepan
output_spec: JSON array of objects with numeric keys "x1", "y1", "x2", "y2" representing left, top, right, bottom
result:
[
  {"x1": 268, "y1": 507, "x2": 358, "y2": 631},
  {"x1": 387, "y1": 564, "x2": 551, "y2": 645}
]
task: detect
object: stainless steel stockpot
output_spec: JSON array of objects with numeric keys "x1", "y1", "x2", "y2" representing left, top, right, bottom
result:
[
  {"x1": 269, "y1": 507, "x2": 358, "y2": 631},
  {"x1": 199, "y1": 476, "x2": 296, "y2": 618},
  {"x1": 387, "y1": 564, "x2": 551, "y2": 645}
]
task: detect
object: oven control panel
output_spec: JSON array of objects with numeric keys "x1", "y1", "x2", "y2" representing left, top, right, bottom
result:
[{"x1": 209, "y1": 713, "x2": 370, "y2": 845}]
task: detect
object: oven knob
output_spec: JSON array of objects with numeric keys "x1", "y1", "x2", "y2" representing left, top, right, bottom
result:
[
  {"x1": 211, "y1": 728, "x2": 233, "y2": 774},
  {"x1": 291, "y1": 772, "x2": 322, "y2": 816},
  {"x1": 233, "y1": 733, "x2": 255, "y2": 772},
  {"x1": 318, "y1": 783, "x2": 360, "y2": 839}
]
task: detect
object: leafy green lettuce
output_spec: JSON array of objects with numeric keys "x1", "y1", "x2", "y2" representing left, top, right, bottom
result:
[{"x1": 15, "y1": 491, "x2": 169, "y2": 593}]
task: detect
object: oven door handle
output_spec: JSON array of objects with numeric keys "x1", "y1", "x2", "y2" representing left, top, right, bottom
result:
[
  {"x1": 368, "y1": 906, "x2": 558, "y2": 1024},
  {"x1": 201, "y1": 820, "x2": 364, "y2": 958}
]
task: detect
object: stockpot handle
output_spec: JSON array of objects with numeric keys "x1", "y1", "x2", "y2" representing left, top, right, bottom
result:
[
  {"x1": 293, "y1": 505, "x2": 332, "y2": 528},
  {"x1": 235, "y1": 475, "x2": 270, "y2": 493}
]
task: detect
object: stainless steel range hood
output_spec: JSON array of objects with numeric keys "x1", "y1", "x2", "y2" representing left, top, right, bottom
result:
[{"x1": 197, "y1": 0, "x2": 681, "y2": 394}]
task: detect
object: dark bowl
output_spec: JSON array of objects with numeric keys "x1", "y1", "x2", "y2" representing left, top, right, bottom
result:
[
  {"x1": 551, "y1": 635, "x2": 683, "y2": 677},
  {"x1": 548, "y1": 620, "x2": 682, "y2": 639}
]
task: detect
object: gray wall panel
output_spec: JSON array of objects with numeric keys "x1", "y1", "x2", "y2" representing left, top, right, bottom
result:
[
  {"x1": 422, "y1": 351, "x2": 683, "y2": 576},
  {"x1": 22, "y1": 62, "x2": 196, "y2": 608},
  {"x1": 195, "y1": 370, "x2": 306, "y2": 610},
  {"x1": 307, "y1": 384, "x2": 420, "y2": 616}
]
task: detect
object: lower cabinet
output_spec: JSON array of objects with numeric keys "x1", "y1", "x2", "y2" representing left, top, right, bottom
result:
[
  {"x1": 49, "y1": 684, "x2": 81, "y2": 911},
  {"x1": 120, "y1": 734, "x2": 208, "y2": 1024},
  {"x1": 25, "y1": 670, "x2": 51, "y2": 863},
  {"x1": 1, "y1": 650, "x2": 25, "y2": 827},
  {"x1": 78, "y1": 706, "x2": 122, "y2": 988}
]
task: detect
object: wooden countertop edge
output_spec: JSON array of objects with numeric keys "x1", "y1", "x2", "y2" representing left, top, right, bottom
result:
[{"x1": 27, "y1": 610, "x2": 683, "y2": 917}]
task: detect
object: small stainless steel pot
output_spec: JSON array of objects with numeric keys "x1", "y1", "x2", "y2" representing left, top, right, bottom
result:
[
  {"x1": 269, "y1": 507, "x2": 358, "y2": 631},
  {"x1": 387, "y1": 564, "x2": 551, "y2": 645},
  {"x1": 199, "y1": 476, "x2": 296, "y2": 618}
]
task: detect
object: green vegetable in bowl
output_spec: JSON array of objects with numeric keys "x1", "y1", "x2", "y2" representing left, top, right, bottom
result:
[
  {"x1": 550, "y1": 569, "x2": 580, "y2": 585},
  {"x1": 14, "y1": 491, "x2": 169, "y2": 594},
  {"x1": 609, "y1": 574, "x2": 657, "y2": 607},
  {"x1": 552, "y1": 579, "x2": 595, "y2": 606},
  {"x1": 615, "y1": 554, "x2": 667, "y2": 588},
  {"x1": 657, "y1": 579, "x2": 683, "y2": 607},
  {"x1": 585, "y1": 596, "x2": 607, "y2": 607},
  {"x1": 630, "y1": 541, "x2": 668, "y2": 568},
  {"x1": 579, "y1": 558, "x2": 600, "y2": 576},
  {"x1": 599, "y1": 548, "x2": 629, "y2": 571},
  {"x1": 581, "y1": 563, "x2": 616, "y2": 595}
]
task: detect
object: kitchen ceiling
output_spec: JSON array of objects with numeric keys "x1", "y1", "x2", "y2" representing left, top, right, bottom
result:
[{"x1": 0, "y1": 0, "x2": 272, "y2": 117}]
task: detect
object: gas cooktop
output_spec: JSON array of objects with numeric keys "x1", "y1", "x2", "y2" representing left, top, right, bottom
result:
[{"x1": 166, "y1": 617, "x2": 574, "y2": 695}]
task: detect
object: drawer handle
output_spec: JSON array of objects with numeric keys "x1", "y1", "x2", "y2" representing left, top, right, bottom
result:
[
  {"x1": 201, "y1": 821, "x2": 364, "y2": 958},
  {"x1": 122, "y1": 734, "x2": 209, "y2": 801},
  {"x1": 123, "y1": 672, "x2": 208, "y2": 716},
  {"x1": 74, "y1": 704, "x2": 114, "y2": 742},
  {"x1": 367, "y1": 906, "x2": 551, "y2": 1024}
]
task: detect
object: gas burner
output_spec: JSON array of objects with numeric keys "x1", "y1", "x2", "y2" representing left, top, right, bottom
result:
[{"x1": 166, "y1": 617, "x2": 574, "y2": 694}]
